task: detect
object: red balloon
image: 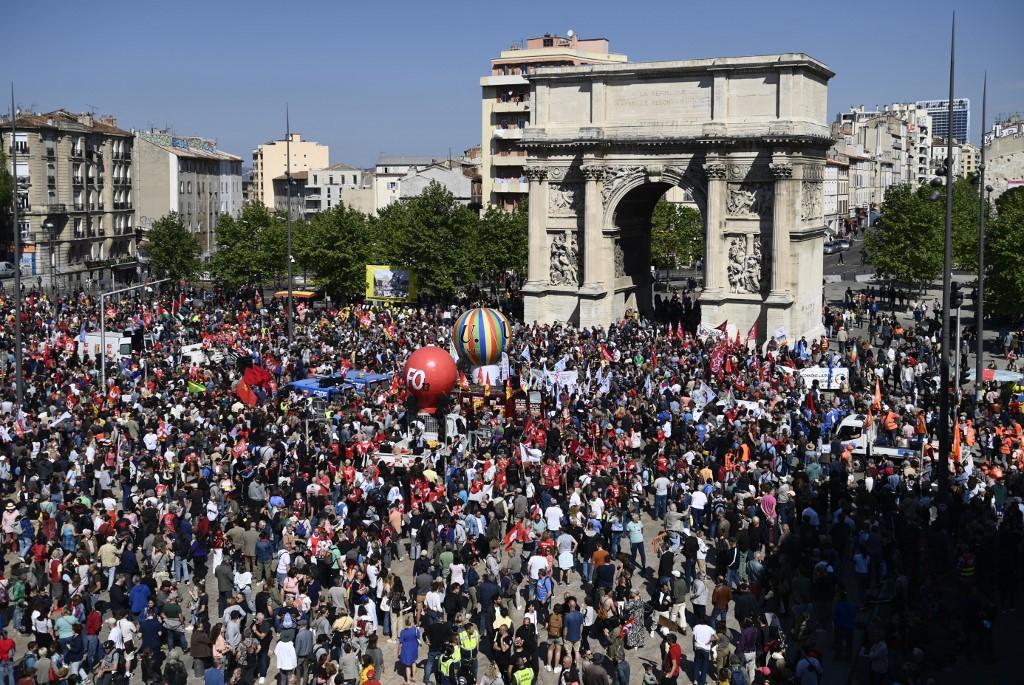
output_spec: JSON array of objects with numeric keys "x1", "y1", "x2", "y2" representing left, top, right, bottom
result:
[{"x1": 403, "y1": 346, "x2": 457, "y2": 414}]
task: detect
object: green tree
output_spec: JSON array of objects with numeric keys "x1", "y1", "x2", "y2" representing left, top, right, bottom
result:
[
  {"x1": 0, "y1": 149, "x2": 12, "y2": 242},
  {"x1": 650, "y1": 200, "x2": 704, "y2": 269},
  {"x1": 476, "y1": 202, "x2": 528, "y2": 279},
  {"x1": 294, "y1": 203, "x2": 373, "y2": 298},
  {"x1": 985, "y1": 187, "x2": 1024, "y2": 318},
  {"x1": 210, "y1": 203, "x2": 288, "y2": 289},
  {"x1": 865, "y1": 179, "x2": 983, "y2": 284},
  {"x1": 145, "y1": 212, "x2": 201, "y2": 281},
  {"x1": 374, "y1": 182, "x2": 478, "y2": 296},
  {"x1": 0, "y1": 149, "x2": 12, "y2": 213}
]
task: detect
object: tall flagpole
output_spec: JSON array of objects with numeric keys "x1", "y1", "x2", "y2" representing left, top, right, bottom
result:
[
  {"x1": 8, "y1": 85, "x2": 25, "y2": 410},
  {"x1": 286, "y1": 105, "x2": 294, "y2": 343},
  {"x1": 975, "y1": 73, "x2": 987, "y2": 403},
  {"x1": 937, "y1": 14, "x2": 955, "y2": 497}
]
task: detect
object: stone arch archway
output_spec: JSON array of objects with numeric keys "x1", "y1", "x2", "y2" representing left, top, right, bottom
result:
[{"x1": 520, "y1": 53, "x2": 834, "y2": 343}]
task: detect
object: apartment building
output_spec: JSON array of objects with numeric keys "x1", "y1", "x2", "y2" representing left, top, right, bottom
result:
[
  {"x1": 916, "y1": 98, "x2": 969, "y2": 143},
  {"x1": 983, "y1": 116, "x2": 1024, "y2": 200},
  {"x1": 251, "y1": 133, "x2": 329, "y2": 209},
  {"x1": 2, "y1": 110, "x2": 136, "y2": 287},
  {"x1": 133, "y1": 130, "x2": 243, "y2": 260},
  {"x1": 480, "y1": 34, "x2": 627, "y2": 210},
  {"x1": 836, "y1": 104, "x2": 933, "y2": 189},
  {"x1": 824, "y1": 153, "x2": 850, "y2": 235},
  {"x1": 374, "y1": 155, "x2": 447, "y2": 210},
  {"x1": 305, "y1": 163, "x2": 364, "y2": 215}
]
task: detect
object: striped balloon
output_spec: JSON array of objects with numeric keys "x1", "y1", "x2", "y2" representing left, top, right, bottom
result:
[{"x1": 453, "y1": 308, "x2": 510, "y2": 366}]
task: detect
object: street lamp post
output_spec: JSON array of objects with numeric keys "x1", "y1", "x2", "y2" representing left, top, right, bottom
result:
[
  {"x1": 975, "y1": 74, "x2": 988, "y2": 403},
  {"x1": 8, "y1": 85, "x2": 25, "y2": 410},
  {"x1": 937, "y1": 16, "x2": 956, "y2": 497}
]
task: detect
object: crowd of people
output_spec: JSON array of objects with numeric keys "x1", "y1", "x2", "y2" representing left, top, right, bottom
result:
[{"x1": 0, "y1": 280, "x2": 1020, "y2": 685}]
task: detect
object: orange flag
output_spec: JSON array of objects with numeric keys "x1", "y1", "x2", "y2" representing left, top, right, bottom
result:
[{"x1": 952, "y1": 418, "x2": 962, "y2": 463}]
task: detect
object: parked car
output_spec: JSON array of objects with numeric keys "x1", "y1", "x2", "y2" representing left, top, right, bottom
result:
[
  {"x1": 0, "y1": 261, "x2": 25, "y2": 279},
  {"x1": 823, "y1": 239, "x2": 851, "y2": 255}
]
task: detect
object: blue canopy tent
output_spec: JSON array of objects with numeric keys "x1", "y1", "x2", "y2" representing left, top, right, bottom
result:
[{"x1": 286, "y1": 370, "x2": 394, "y2": 399}]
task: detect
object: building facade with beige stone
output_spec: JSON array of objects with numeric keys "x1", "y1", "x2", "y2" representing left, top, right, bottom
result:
[
  {"x1": 3, "y1": 110, "x2": 137, "y2": 287},
  {"x1": 251, "y1": 133, "x2": 329, "y2": 209}
]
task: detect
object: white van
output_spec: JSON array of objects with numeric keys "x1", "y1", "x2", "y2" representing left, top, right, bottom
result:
[{"x1": 821, "y1": 414, "x2": 923, "y2": 460}]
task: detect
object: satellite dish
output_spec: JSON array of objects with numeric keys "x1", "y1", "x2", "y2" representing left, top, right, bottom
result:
[{"x1": 567, "y1": 29, "x2": 574, "y2": 38}]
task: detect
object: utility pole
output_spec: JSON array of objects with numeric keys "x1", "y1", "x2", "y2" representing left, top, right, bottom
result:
[
  {"x1": 286, "y1": 106, "x2": 294, "y2": 343},
  {"x1": 937, "y1": 16, "x2": 956, "y2": 497},
  {"x1": 975, "y1": 74, "x2": 987, "y2": 403},
  {"x1": 8, "y1": 85, "x2": 24, "y2": 410}
]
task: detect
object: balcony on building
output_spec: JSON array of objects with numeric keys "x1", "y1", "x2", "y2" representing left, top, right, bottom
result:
[
  {"x1": 492, "y1": 151, "x2": 528, "y2": 166},
  {"x1": 493, "y1": 100, "x2": 530, "y2": 113},
  {"x1": 9, "y1": 141, "x2": 28, "y2": 155},
  {"x1": 45, "y1": 145, "x2": 56, "y2": 159},
  {"x1": 491, "y1": 177, "x2": 527, "y2": 193},
  {"x1": 493, "y1": 127, "x2": 524, "y2": 140},
  {"x1": 37, "y1": 203, "x2": 66, "y2": 216}
]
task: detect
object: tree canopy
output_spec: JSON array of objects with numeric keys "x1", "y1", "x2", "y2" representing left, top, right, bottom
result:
[
  {"x1": 985, "y1": 187, "x2": 1024, "y2": 318},
  {"x1": 650, "y1": 200, "x2": 704, "y2": 270},
  {"x1": 207, "y1": 183, "x2": 530, "y2": 299},
  {"x1": 145, "y1": 213, "x2": 201, "y2": 281},
  {"x1": 865, "y1": 178, "x2": 984, "y2": 284},
  {"x1": 373, "y1": 182, "x2": 480, "y2": 296},
  {"x1": 294, "y1": 204, "x2": 373, "y2": 299},
  {"x1": 210, "y1": 203, "x2": 288, "y2": 290}
]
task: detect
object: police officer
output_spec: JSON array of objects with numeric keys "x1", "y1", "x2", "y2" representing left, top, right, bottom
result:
[
  {"x1": 456, "y1": 618, "x2": 480, "y2": 683},
  {"x1": 438, "y1": 640, "x2": 462, "y2": 685},
  {"x1": 512, "y1": 655, "x2": 535, "y2": 685}
]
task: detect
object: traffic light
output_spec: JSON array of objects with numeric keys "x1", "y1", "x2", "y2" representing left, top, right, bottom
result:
[{"x1": 950, "y1": 282, "x2": 963, "y2": 308}]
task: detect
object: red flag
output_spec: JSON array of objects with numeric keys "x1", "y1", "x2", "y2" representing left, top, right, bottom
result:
[
  {"x1": 675, "y1": 322, "x2": 684, "y2": 342},
  {"x1": 171, "y1": 296, "x2": 181, "y2": 317},
  {"x1": 236, "y1": 378, "x2": 258, "y2": 407},
  {"x1": 243, "y1": 365, "x2": 273, "y2": 389},
  {"x1": 716, "y1": 320, "x2": 729, "y2": 333},
  {"x1": 600, "y1": 345, "x2": 614, "y2": 362},
  {"x1": 746, "y1": 322, "x2": 758, "y2": 344}
]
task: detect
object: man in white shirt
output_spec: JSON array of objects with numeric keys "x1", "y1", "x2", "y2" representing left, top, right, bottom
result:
[
  {"x1": 689, "y1": 487, "x2": 708, "y2": 530},
  {"x1": 691, "y1": 622, "x2": 717, "y2": 685},
  {"x1": 544, "y1": 504, "x2": 563, "y2": 533}
]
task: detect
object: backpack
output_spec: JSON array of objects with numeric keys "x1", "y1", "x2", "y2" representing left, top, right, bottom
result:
[
  {"x1": 465, "y1": 566, "x2": 479, "y2": 588},
  {"x1": 729, "y1": 667, "x2": 748, "y2": 685}
]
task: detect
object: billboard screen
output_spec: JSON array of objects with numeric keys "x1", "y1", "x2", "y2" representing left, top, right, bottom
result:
[{"x1": 365, "y1": 265, "x2": 418, "y2": 302}]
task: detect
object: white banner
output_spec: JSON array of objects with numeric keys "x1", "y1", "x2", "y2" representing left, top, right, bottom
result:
[
  {"x1": 529, "y1": 369, "x2": 578, "y2": 393},
  {"x1": 472, "y1": 365, "x2": 504, "y2": 385},
  {"x1": 800, "y1": 365, "x2": 849, "y2": 390}
]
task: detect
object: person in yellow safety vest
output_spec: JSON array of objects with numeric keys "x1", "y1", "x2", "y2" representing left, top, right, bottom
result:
[
  {"x1": 457, "y1": 621, "x2": 480, "y2": 683},
  {"x1": 512, "y1": 656, "x2": 535, "y2": 685},
  {"x1": 438, "y1": 641, "x2": 462, "y2": 685}
]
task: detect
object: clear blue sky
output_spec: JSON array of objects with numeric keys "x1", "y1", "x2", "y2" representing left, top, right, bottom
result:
[{"x1": 3, "y1": 0, "x2": 1021, "y2": 168}]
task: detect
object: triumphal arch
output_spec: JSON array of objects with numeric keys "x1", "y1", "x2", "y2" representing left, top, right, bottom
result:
[{"x1": 519, "y1": 54, "x2": 834, "y2": 342}]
